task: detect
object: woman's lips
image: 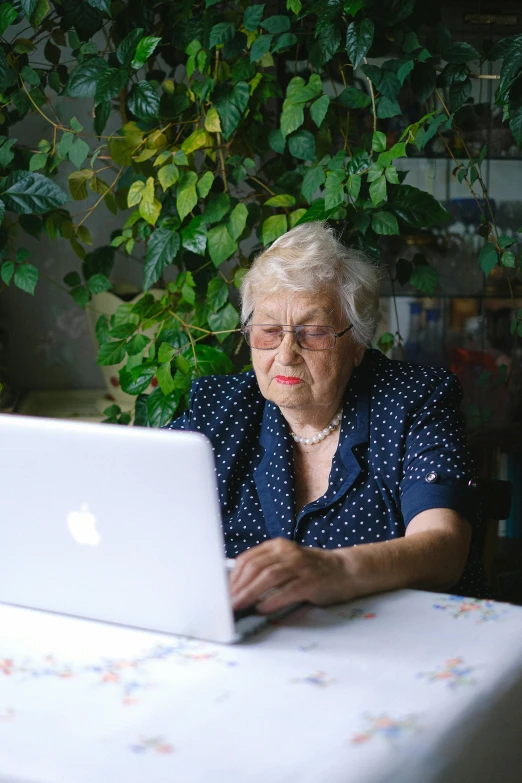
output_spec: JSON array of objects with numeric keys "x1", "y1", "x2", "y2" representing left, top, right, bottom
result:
[{"x1": 275, "y1": 375, "x2": 302, "y2": 385}]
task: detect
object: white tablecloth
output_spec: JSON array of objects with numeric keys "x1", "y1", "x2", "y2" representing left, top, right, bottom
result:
[{"x1": 1, "y1": 589, "x2": 522, "y2": 783}]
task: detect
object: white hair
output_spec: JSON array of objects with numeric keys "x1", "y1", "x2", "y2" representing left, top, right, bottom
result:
[{"x1": 240, "y1": 221, "x2": 382, "y2": 346}]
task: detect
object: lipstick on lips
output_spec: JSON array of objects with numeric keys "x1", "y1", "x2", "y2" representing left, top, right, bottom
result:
[{"x1": 275, "y1": 375, "x2": 302, "y2": 385}]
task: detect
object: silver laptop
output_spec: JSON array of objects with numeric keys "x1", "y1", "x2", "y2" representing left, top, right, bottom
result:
[{"x1": 0, "y1": 412, "x2": 274, "y2": 644}]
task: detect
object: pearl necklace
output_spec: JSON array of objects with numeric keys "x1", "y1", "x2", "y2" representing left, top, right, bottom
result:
[{"x1": 290, "y1": 408, "x2": 342, "y2": 446}]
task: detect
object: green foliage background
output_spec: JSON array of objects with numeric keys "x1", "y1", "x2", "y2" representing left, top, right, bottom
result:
[{"x1": 0, "y1": 0, "x2": 521, "y2": 424}]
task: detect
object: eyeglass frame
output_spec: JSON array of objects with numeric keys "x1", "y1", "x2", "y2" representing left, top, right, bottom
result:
[{"x1": 240, "y1": 323, "x2": 354, "y2": 351}]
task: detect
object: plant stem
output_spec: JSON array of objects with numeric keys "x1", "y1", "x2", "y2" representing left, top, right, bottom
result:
[{"x1": 363, "y1": 57, "x2": 377, "y2": 135}]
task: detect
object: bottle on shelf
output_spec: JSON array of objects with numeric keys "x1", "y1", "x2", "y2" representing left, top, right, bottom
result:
[
  {"x1": 403, "y1": 302, "x2": 423, "y2": 364},
  {"x1": 420, "y1": 307, "x2": 444, "y2": 366}
]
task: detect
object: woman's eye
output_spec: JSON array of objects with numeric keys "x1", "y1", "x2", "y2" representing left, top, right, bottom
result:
[{"x1": 262, "y1": 327, "x2": 280, "y2": 334}]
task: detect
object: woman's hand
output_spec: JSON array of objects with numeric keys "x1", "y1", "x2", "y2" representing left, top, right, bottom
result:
[{"x1": 229, "y1": 538, "x2": 354, "y2": 614}]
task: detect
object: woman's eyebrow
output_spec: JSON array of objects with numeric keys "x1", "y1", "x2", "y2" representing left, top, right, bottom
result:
[{"x1": 256, "y1": 309, "x2": 331, "y2": 322}]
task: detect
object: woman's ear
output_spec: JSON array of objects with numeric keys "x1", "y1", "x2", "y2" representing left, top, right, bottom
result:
[{"x1": 354, "y1": 344, "x2": 366, "y2": 367}]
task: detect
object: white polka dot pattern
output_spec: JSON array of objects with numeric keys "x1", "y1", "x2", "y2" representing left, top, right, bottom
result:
[{"x1": 165, "y1": 349, "x2": 489, "y2": 598}]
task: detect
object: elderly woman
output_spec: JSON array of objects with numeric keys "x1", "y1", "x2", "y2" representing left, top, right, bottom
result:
[{"x1": 167, "y1": 221, "x2": 488, "y2": 613}]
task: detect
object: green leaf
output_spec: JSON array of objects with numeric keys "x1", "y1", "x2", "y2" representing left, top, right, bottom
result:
[
  {"x1": 29, "y1": 152, "x2": 47, "y2": 172},
  {"x1": 21, "y1": 65, "x2": 40, "y2": 85},
  {"x1": 346, "y1": 18, "x2": 374, "y2": 70},
  {"x1": 144, "y1": 229, "x2": 180, "y2": 289},
  {"x1": 449, "y1": 77, "x2": 472, "y2": 113},
  {"x1": 158, "y1": 163, "x2": 179, "y2": 192},
  {"x1": 376, "y1": 97, "x2": 402, "y2": 119},
  {"x1": 119, "y1": 365, "x2": 154, "y2": 395},
  {"x1": 64, "y1": 271, "x2": 81, "y2": 287},
  {"x1": 13, "y1": 263, "x2": 38, "y2": 295},
  {"x1": 501, "y1": 250, "x2": 516, "y2": 268},
  {"x1": 117, "y1": 27, "x2": 144, "y2": 67},
  {"x1": 94, "y1": 67, "x2": 128, "y2": 106},
  {"x1": 127, "y1": 80, "x2": 160, "y2": 120},
  {"x1": 268, "y1": 128, "x2": 286, "y2": 153},
  {"x1": 207, "y1": 224, "x2": 238, "y2": 266},
  {"x1": 181, "y1": 216, "x2": 207, "y2": 255},
  {"x1": 244, "y1": 4, "x2": 265, "y2": 31},
  {"x1": 208, "y1": 302, "x2": 239, "y2": 342},
  {"x1": 209, "y1": 22, "x2": 235, "y2": 48},
  {"x1": 126, "y1": 334, "x2": 150, "y2": 356},
  {"x1": 94, "y1": 101, "x2": 111, "y2": 136},
  {"x1": 97, "y1": 340, "x2": 127, "y2": 366},
  {"x1": 227, "y1": 202, "x2": 248, "y2": 240},
  {"x1": 371, "y1": 131, "x2": 387, "y2": 153},
  {"x1": 272, "y1": 32, "x2": 297, "y2": 53},
  {"x1": 262, "y1": 214, "x2": 287, "y2": 245},
  {"x1": 316, "y1": 23, "x2": 341, "y2": 66},
  {"x1": 442, "y1": 41, "x2": 480, "y2": 64},
  {"x1": 20, "y1": 0, "x2": 37, "y2": 19},
  {"x1": 280, "y1": 104, "x2": 304, "y2": 138},
  {"x1": 377, "y1": 142, "x2": 407, "y2": 168},
  {"x1": 147, "y1": 387, "x2": 181, "y2": 426},
  {"x1": 265, "y1": 194, "x2": 296, "y2": 207},
  {"x1": 288, "y1": 129, "x2": 315, "y2": 160},
  {"x1": 1, "y1": 260, "x2": 14, "y2": 285},
  {"x1": 410, "y1": 265, "x2": 439, "y2": 296},
  {"x1": 212, "y1": 81, "x2": 249, "y2": 140},
  {"x1": 301, "y1": 167, "x2": 325, "y2": 204},
  {"x1": 337, "y1": 86, "x2": 371, "y2": 108},
  {"x1": 385, "y1": 166, "x2": 400, "y2": 184},
  {"x1": 250, "y1": 34, "x2": 273, "y2": 63},
  {"x1": 176, "y1": 171, "x2": 198, "y2": 221},
  {"x1": 390, "y1": 185, "x2": 451, "y2": 228},
  {"x1": 207, "y1": 276, "x2": 229, "y2": 311},
  {"x1": 68, "y1": 170, "x2": 92, "y2": 200},
  {"x1": 131, "y1": 35, "x2": 162, "y2": 68},
  {"x1": 183, "y1": 343, "x2": 234, "y2": 376},
  {"x1": 0, "y1": 4, "x2": 17, "y2": 35},
  {"x1": 371, "y1": 211, "x2": 399, "y2": 235},
  {"x1": 196, "y1": 170, "x2": 214, "y2": 198},
  {"x1": 310, "y1": 94, "x2": 329, "y2": 128},
  {"x1": 181, "y1": 128, "x2": 211, "y2": 154},
  {"x1": 67, "y1": 58, "x2": 108, "y2": 98},
  {"x1": 68, "y1": 138, "x2": 90, "y2": 169},
  {"x1": 85, "y1": 0, "x2": 111, "y2": 13},
  {"x1": 0, "y1": 171, "x2": 68, "y2": 214},
  {"x1": 369, "y1": 174, "x2": 386, "y2": 206},
  {"x1": 86, "y1": 273, "x2": 111, "y2": 294},
  {"x1": 294, "y1": 198, "x2": 337, "y2": 226},
  {"x1": 156, "y1": 362, "x2": 175, "y2": 395},
  {"x1": 203, "y1": 192, "x2": 230, "y2": 224},
  {"x1": 261, "y1": 15, "x2": 290, "y2": 33}
]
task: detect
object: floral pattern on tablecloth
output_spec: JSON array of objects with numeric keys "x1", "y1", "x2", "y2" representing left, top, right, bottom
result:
[
  {"x1": 0, "y1": 639, "x2": 237, "y2": 706},
  {"x1": 335, "y1": 607, "x2": 376, "y2": 621},
  {"x1": 418, "y1": 657, "x2": 478, "y2": 689},
  {"x1": 291, "y1": 670, "x2": 337, "y2": 687},
  {"x1": 351, "y1": 713, "x2": 421, "y2": 745},
  {"x1": 433, "y1": 595, "x2": 509, "y2": 623},
  {"x1": 129, "y1": 736, "x2": 173, "y2": 754}
]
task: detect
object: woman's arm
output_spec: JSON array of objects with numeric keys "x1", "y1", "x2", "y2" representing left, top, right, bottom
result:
[{"x1": 230, "y1": 510, "x2": 472, "y2": 613}]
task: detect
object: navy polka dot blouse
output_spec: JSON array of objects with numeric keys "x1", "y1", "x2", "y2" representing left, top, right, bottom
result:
[{"x1": 166, "y1": 349, "x2": 489, "y2": 599}]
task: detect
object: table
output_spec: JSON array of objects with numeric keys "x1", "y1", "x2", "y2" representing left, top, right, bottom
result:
[{"x1": 1, "y1": 589, "x2": 522, "y2": 783}]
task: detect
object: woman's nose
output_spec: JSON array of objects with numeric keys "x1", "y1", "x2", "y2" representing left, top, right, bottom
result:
[{"x1": 276, "y1": 330, "x2": 301, "y2": 362}]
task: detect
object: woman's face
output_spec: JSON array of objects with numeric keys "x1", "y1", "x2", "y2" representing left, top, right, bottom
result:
[{"x1": 250, "y1": 290, "x2": 366, "y2": 414}]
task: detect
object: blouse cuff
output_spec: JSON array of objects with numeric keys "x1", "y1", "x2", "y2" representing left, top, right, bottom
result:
[{"x1": 401, "y1": 481, "x2": 479, "y2": 527}]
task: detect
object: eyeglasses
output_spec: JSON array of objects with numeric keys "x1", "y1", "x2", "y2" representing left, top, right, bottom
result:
[{"x1": 241, "y1": 323, "x2": 353, "y2": 351}]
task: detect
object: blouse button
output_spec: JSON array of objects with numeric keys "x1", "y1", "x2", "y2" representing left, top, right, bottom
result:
[
  {"x1": 425, "y1": 471, "x2": 438, "y2": 483},
  {"x1": 468, "y1": 478, "x2": 478, "y2": 489}
]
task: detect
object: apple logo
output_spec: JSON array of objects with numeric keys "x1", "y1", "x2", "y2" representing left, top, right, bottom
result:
[{"x1": 67, "y1": 504, "x2": 101, "y2": 547}]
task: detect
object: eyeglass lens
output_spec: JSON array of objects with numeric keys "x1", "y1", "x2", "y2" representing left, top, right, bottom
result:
[{"x1": 245, "y1": 325, "x2": 336, "y2": 350}]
